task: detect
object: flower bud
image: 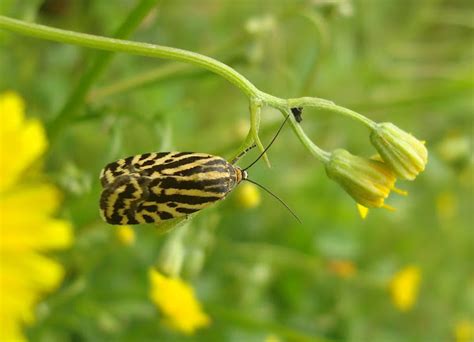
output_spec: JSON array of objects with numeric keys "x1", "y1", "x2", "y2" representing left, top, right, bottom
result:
[
  {"x1": 325, "y1": 149, "x2": 398, "y2": 209},
  {"x1": 370, "y1": 122, "x2": 428, "y2": 180}
]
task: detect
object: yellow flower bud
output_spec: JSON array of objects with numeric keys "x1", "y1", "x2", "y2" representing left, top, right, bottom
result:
[
  {"x1": 325, "y1": 149, "x2": 398, "y2": 209},
  {"x1": 370, "y1": 122, "x2": 428, "y2": 180}
]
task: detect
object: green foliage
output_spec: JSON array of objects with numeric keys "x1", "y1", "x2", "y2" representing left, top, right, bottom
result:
[{"x1": 1, "y1": 0, "x2": 472, "y2": 341}]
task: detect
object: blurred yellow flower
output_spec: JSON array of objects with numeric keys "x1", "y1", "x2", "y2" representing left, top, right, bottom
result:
[
  {"x1": 0, "y1": 91, "x2": 47, "y2": 192},
  {"x1": 115, "y1": 225, "x2": 135, "y2": 245},
  {"x1": 0, "y1": 91, "x2": 73, "y2": 341},
  {"x1": 235, "y1": 182, "x2": 261, "y2": 209},
  {"x1": 149, "y1": 268, "x2": 210, "y2": 335},
  {"x1": 454, "y1": 319, "x2": 474, "y2": 342},
  {"x1": 389, "y1": 265, "x2": 421, "y2": 312},
  {"x1": 327, "y1": 259, "x2": 357, "y2": 279}
]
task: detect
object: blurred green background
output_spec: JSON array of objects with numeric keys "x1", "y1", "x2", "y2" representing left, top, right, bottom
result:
[{"x1": 1, "y1": 0, "x2": 473, "y2": 341}]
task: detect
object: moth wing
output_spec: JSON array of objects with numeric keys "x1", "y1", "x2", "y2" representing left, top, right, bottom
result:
[
  {"x1": 100, "y1": 152, "x2": 171, "y2": 187},
  {"x1": 100, "y1": 152, "x2": 237, "y2": 225},
  {"x1": 100, "y1": 152, "x2": 218, "y2": 186}
]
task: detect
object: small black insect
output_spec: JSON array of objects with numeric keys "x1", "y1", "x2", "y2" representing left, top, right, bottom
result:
[{"x1": 291, "y1": 107, "x2": 303, "y2": 123}]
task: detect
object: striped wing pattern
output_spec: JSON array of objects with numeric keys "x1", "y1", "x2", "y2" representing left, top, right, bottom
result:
[{"x1": 99, "y1": 152, "x2": 240, "y2": 225}]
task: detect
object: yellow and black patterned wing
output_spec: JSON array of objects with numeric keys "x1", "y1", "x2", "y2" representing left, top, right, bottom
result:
[{"x1": 99, "y1": 152, "x2": 242, "y2": 225}]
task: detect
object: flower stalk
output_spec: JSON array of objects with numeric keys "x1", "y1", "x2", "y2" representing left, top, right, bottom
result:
[
  {"x1": 0, "y1": 15, "x2": 428, "y2": 213},
  {"x1": 0, "y1": 15, "x2": 372, "y2": 161}
]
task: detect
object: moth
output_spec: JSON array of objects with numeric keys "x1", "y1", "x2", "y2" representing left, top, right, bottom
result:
[{"x1": 99, "y1": 115, "x2": 299, "y2": 225}]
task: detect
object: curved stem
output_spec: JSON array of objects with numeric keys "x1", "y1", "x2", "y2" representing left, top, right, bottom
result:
[
  {"x1": 249, "y1": 98, "x2": 271, "y2": 167},
  {"x1": 280, "y1": 109, "x2": 331, "y2": 163},
  {"x1": 0, "y1": 15, "x2": 259, "y2": 98},
  {"x1": 0, "y1": 15, "x2": 375, "y2": 165},
  {"x1": 287, "y1": 96, "x2": 376, "y2": 128}
]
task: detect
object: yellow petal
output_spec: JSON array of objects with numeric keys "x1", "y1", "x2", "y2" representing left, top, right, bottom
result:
[
  {"x1": 0, "y1": 119, "x2": 48, "y2": 192},
  {"x1": 1, "y1": 251, "x2": 65, "y2": 293},
  {"x1": 1, "y1": 183, "x2": 62, "y2": 217},
  {"x1": 0, "y1": 315, "x2": 28, "y2": 342},
  {"x1": 357, "y1": 204, "x2": 369, "y2": 219},
  {"x1": 0, "y1": 91, "x2": 25, "y2": 132},
  {"x1": 1, "y1": 219, "x2": 73, "y2": 251}
]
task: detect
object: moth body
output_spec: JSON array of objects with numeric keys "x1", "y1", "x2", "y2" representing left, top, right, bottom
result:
[{"x1": 99, "y1": 152, "x2": 246, "y2": 225}]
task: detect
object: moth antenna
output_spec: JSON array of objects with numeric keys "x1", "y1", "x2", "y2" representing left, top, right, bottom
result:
[
  {"x1": 243, "y1": 114, "x2": 290, "y2": 171},
  {"x1": 231, "y1": 143, "x2": 257, "y2": 164},
  {"x1": 245, "y1": 178, "x2": 301, "y2": 224}
]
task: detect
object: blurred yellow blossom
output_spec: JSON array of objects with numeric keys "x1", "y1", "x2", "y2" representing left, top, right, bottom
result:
[
  {"x1": 327, "y1": 259, "x2": 357, "y2": 279},
  {"x1": 389, "y1": 265, "x2": 421, "y2": 312},
  {"x1": 454, "y1": 319, "x2": 474, "y2": 342},
  {"x1": 0, "y1": 91, "x2": 73, "y2": 341},
  {"x1": 235, "y1": 182, "x2": 261, "y2": 209},
  {"x1": 115, "y1": 225, "x2": 135, "y2": 245},
  {"x1": 0, "y1": 91, "x2": 47, "y2": 192},
  {"x1": 149, "y1": 268, "x2": 210, "y2": 335}
]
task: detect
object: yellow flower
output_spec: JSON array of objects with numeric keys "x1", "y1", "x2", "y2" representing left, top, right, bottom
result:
[
  {"x1": 0, "y1": 91, "x2": 73, "y2": 341},
  {"x1": 370, "y1": 122, "x2": 428, "y2": 180},
  {"x1": 327, "y1": 259, "x2": 357, "y2": 279},
  {"x1": 325, "y1": 149, "x2": 404, "y2": 209},
  {"x1": 0, "y1": 91, "x2": 47, "y2": 192},
  {"x1": 115, "y1": 225, "x2": 135, "y2": 245},
  {"x1": 454, "y1": 319, "x2": 474, "y2": 342},
  {"x1": 149, "y1": 268, "x2": 210, "y2": 335},
  {"x1": 389, "y1": 265, "x2": 421, "y2": 312},
  {"x1": 235, "y1": 182, "x2": 261, "y2": 209}
]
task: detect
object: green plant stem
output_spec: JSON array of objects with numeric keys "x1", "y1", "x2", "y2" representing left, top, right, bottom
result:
[
  {"x1": 50, "y1": 0, "x2": 160, "y2": 137},
  {"x1": 286, "y1": 96, "x2": 376, "y2": 128},
  {"x1": 88, "y1": 30, "x2": 249, "y2": 102},
  {"x1": 249, "y1": 98, "x2": 271, "y2": 166},
  {"x1": 0, "y1": 16, "x2": 259, "y2": 97},
  {"x1": 0, "y1": 15, "x2": 376, "y2": 163}
]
